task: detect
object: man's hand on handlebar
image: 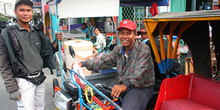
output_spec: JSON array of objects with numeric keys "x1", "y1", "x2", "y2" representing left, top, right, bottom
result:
[
  {"x1": 71, "y1": 62, "x2": 82, "y2": 69},
  {"x1": 53, "y1": 32, "x2": 62, "y2": 48},
  {"x1": 111, "y1": 84, "x2": 127, "y2": 98}
]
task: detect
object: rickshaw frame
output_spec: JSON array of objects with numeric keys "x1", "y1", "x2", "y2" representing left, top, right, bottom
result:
[
  {"x1": 144, "y1": 9, "x2": 220, "y2": 78},
  {"x1": 143, "y1": 9, "x2": 220, "y2": 110}
]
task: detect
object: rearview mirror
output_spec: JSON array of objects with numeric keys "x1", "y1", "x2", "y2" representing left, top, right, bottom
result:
[{"x1": 69, "y1": 45, "x2": 75, "y2": 58}]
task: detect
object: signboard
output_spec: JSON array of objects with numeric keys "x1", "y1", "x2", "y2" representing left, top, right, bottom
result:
[
  {"x1": 33, "y1": 0, "x2": 42, "y2": 8},
  {"x1": 57, "y1": 0, "x2": 119, "y2": 18}
]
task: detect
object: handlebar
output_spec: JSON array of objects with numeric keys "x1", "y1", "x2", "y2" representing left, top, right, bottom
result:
[{"x1": 64, "y1": 67, "x2": 123, "y2": 110}]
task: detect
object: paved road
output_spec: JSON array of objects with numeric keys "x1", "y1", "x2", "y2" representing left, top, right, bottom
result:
[{"x1": 0, "y1": 68, "x2": 62, "y2": 110}]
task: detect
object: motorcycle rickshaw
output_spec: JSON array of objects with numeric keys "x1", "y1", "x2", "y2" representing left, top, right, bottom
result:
[
  {"x1": 144, "y1": 9, "x2": 220, "y2": 110},
  {"x1": 45, "y1": 0, "x2": 125, "y2": 110}
]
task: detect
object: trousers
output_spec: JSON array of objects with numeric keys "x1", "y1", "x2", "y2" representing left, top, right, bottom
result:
[
  {"x1": 15, "y1": 78, "x2": 45, "y2": 110},
  {"x1": 121, "y1": 86, "x2": 155, "y2": 110}
]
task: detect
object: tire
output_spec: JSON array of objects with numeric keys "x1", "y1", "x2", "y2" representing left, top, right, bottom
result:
[{"x1": 53, "y1": 78, "x2": 59, "y2": 95}]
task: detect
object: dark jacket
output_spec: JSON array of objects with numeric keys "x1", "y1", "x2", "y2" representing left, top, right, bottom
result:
[
  {"x1": 85, "y1": 40, "x2": 155, "y2": 88},
  {"x1": 0, "y1": 25, "x2": 57, "y2": 93},
  {"x1": 146, "y1": 37, "x2": 183, "y2": 90}
]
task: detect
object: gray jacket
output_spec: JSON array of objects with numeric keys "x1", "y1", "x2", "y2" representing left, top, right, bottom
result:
[{"x1": 0, "y1": 25, "x2": 57, "y2": 93}]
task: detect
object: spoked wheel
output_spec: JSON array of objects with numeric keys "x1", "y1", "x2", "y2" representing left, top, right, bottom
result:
[{"x1": 53, "y1": 78, "x2": 60, "y2": 95}]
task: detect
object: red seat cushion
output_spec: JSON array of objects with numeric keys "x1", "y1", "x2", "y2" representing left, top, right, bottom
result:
[
  {"x1": 189, "y1": 74, "x2": 220, "y2": 109},
  {"x1": 160, "y1": 99, "x2": 216, "y2": 110}
]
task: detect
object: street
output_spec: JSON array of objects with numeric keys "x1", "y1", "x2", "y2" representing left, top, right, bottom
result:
[{"x1": 0, "y1": 68, "x2": 61, "y2": 110}]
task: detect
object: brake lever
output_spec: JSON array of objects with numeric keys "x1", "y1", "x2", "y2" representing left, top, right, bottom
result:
[
  {"x1": 102, "y1": 83, "x2": 113, "y2": 90},
  {"x1": 95, "y1": 83, "x2": 112, "y2": 94},
  {"x1": 63, "y1": 68, "x2": 71, "y2": 71}
]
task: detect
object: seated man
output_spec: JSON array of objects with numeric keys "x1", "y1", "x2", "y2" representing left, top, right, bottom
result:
[
  {"x1": 81, "y1": 23, "x2": 88, "y2": 33},
  {"x1": 93, "y1": 28, "x2": 106, "y2": 50},
  {"x1": 137, "y1": 27, "x2": 149, "y2": 43},
  {"x1": 138, "y1": 26, "x2": 183, "y2": 90},
  {"x1": 73, "y1": 20, "x2": 155, "y2": 110}
]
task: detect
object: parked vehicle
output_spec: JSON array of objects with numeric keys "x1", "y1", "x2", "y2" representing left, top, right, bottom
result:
[
  {"x1": 53, "y1": 46, "x2": 122, "y2": 110},
  {"x1": 144, "y1": 9, "x2": 220, "y2": 110}
]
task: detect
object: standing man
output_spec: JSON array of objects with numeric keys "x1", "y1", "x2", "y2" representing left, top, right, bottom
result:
[
  {"x1": 86, "y1": 21, "x2": 96, "y2": 43},
  {"x1": 94, "y1": 28, "x2": 106, "y2": 50},
  {"x1": 73, "y1": 20, "x2": 155, "y2": 110},
  {"x1": 0, "y1": 0, "x2": 62, "y2": 110}
]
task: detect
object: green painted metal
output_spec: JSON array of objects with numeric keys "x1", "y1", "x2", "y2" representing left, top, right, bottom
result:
[
  {"x1": 117, "y1": 6, "x2": 146, "y2": 44},
  {"x1": 121, "y1": 6, "x2": 145, "y2": 30},
  {"x1": 117, "y1": 7, "x2": 122, "y2": 45},
  {"x1": 170, "y1": 0, "x2": 186, "y2": 12},
  {"x1": 87, "y1": 18, "x2": 91, "y2": 40},
  {"x1": 191, "y1": 0, "x2": 196, "y2": 11},
  {"x1": 81, "y1": 18, "x2": 84, "y2": 23},
  {"x1": 77, "y1": 18, "x2": 84, "y2": 24}
]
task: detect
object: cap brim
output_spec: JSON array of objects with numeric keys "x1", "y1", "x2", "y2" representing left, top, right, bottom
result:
[
  {"x1": 137, "y1": 29, "x2": 147, "y2": 33},
  {"x1": 116, "y1": 26, "x2": 136, "y2": 31}
]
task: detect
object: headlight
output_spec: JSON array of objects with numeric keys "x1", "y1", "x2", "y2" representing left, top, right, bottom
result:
[{"x1": 54, "y1": 90, "x2": 74, "y2": 110}]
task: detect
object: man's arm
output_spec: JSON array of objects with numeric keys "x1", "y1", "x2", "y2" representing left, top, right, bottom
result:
[
  {"x1": 0, "y1": 32, "x2": 19, "y2": 93},
  {"x1": 111, "y1": 46, "x2": 155, "y2": 98},
  {"x1": 81, "y1": 45, "x2": 119, "y2": 70},
  {"x1": 90, "y1": 36, "x2": 95, "y2": 40}
]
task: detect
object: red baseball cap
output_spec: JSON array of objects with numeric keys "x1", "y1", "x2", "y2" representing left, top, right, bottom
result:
[
  {"x1": 116, "y1": 19, "x2": 137, "y2": 31},
  {"x1": 137, "y1": 25, "x2": 147, "y2": 35},
  {"x1": 137, "y1": 29, "x2": 147, "y2": 33}
]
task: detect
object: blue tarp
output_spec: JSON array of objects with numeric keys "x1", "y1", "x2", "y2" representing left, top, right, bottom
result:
[
  {"x1": 120, "y1": 0, "x2": 169, "y2": 7},
  {"x1": 54, "y1": 0, "x2": 169, "y2": 6}
]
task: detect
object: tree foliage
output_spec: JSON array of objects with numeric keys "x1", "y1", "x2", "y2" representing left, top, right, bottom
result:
[{"x1": 0, "y1": 13, "x2": 10, "y2": 21}]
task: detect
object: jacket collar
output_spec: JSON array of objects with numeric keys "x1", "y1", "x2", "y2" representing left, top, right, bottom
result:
[
  {"x1": 15, "y1": 22, "x2": 34, "y2": 32},
  {"x1": 120, "y1": 40, "x2": 138, "y2": 56}
]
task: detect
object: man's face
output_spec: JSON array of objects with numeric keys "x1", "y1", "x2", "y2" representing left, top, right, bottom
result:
[
  {"x1": 141, "y1": 32, "x2": 149, "y2": 40},
  {"x1": 118, "y1": 28, "x2": 136, "y2": 49},
  {"x1": 14, "y1": 4, "x2": 33, "y2": 24},
  {"x1": 81, "y1": 25, "x2": 86, "y2": 29},
  {"x1": 94, "y1": 28, "x2": 99, "y2": 36}
]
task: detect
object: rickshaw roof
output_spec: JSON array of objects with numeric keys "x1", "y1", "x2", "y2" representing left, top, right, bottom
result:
[
  {"x1": 143, "y1": 9, "x2": 220, "y2": 78},
  {"x1": 145, "y1": 10, "x2": 220, "y2": 22}
]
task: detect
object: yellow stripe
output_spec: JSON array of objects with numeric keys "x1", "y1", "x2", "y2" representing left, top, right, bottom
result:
[
  {"x1": 172, "y1": 21, "x2": 196, "y2": 59},
  {"x1": 167, "y1": 22, "x2": 180, "y2": 59},
  {"x1": 144, "y1": 22, "x2": 161, "y2": 63},
  {"x1": 159, "y1": 22, "x2": 168, "y2": 60},
  {"x1": 145, "y1": 17, "x2": 220, "y2": 22},
  {"x1": 55, "y1": 107, "x2": 60, "y2": 110}
]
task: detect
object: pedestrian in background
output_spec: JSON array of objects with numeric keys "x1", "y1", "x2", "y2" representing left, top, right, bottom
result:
[
  {"x1": 9, "y1": 18, "x2": 17, "y2": 26},
  {"x1": 93, "y1": 27, "x2": 106, "y2": 50}
]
